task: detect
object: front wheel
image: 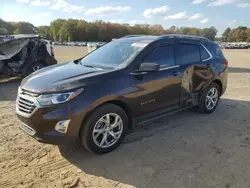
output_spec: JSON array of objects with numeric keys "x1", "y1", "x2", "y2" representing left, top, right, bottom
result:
[
  {"x1": 198, "y1": 83, "x2": 220, "y2": 114},
  {"x1": 80, "y1": 104, "x2": 128, "y2": 154}
]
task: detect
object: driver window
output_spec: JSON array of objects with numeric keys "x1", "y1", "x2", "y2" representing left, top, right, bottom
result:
[{"x1": 143, "y1": 45, "x2": 175, "y2": 68}]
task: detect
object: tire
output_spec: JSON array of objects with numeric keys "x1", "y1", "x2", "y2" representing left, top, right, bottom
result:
[
  {"x1": 80, "y1": 104, "x2": 128, "y2": 154},
  {"x1": 28, "y1": 62, "x2": 45, "y2": 75},
  {"x1": 198, "y1": 82, "x2": 220, "y2": 114}
]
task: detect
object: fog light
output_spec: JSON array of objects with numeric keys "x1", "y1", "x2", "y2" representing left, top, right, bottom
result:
[{"x1": 55, "y1": 120, "x2": 70, "y2": 133}]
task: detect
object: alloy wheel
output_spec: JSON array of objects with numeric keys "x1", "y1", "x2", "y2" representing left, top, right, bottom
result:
[
  {"x1": 206, "y1": 87, "x2": 218, "y2": 110},
  {"x1": 92, "y1": 113, "x2": 123, "y2": 148},
  {"x1": 32, "y1": 64, "x2": 44, "y2": 72}
]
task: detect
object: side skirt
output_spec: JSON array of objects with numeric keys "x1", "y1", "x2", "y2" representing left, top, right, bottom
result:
[{"x1": 131, "y1": 104, "x2": 193, "y2": 129}]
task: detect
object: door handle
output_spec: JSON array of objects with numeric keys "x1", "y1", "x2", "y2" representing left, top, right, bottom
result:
[{"x1": 130, "y1": 71, "x2": 147, "y2": 76}]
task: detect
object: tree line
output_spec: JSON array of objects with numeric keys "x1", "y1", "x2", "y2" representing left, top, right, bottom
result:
[
  {"x1": 222, "y1": 27, "x2": 250, "y2": 42},
  {"x1": 1, "y1": 18, "x2": 249, "y2": 42}
]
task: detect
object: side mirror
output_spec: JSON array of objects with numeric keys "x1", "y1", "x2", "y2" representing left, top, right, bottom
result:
[{"x1": 139, "y1": 62, "x2": 160, "y2": 72}]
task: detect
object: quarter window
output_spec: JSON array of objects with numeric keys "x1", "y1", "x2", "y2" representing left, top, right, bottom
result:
[
  {"x1": 179, "y1": 44, "x2": 200, "y2": 65},
  {"x1": 143, "y1": 45, "x2": 175, "y2": 68},
  {"x1": 201, "y1": 45, "x2": 210, "y2": 60}
]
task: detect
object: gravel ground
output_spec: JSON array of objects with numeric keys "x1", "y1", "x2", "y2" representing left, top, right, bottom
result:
[{"x1": 0, "y1": 47, "x2": 250, "y2": 188}]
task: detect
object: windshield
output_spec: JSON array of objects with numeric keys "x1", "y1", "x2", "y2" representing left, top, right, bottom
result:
[{"x1": 80, "y1": 40, "x2": 147, "y2": 69}]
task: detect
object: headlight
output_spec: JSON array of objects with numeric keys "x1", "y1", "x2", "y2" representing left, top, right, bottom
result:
[{"x1": 37, "y1": 88, "x2": 84, "y2": 106}]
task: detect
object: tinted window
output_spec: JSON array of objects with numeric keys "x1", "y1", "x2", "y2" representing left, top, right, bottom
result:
[
  {"x1": 202, "y1": 41, "x2": 225, "y2": 58},
  {"x1": 143, "y1": 45, "x2": 175, "y2": 67},
  {"x1": 201, "y1": 46, "x2": 210, "y2": 60},
  {"x1": 180, "y1": 44, "x2": 200, "y2": 65}
]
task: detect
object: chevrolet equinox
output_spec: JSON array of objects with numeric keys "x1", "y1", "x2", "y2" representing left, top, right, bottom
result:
[{"x1": 16, "y1": 34, "x2": 228, "y2": 154}]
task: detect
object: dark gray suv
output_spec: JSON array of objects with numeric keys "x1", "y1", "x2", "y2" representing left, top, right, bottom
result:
[{"x1": 16, "y1": 34, "x2": 228, "y2": 154}]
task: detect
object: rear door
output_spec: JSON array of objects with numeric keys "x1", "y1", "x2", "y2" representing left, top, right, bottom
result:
[{"x1": 176, "y1": 40, "x2": 214, "y2": 104}]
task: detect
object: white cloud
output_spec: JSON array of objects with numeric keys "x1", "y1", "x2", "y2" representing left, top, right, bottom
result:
[
  {"x1": 109, "y1": 19, "x2": 124, "y2": 24},
  {"x1": 200, "y1": 18, "x2": 209, "y2": 24},
  {"x1": 16, "y1": 0, "x2": 29, "y2": 3},
  {"x1": 128, "y1": 20, "x2": 147, "y2": 25},
  {"x1": 189, "y1": 13, "x2": 203, "y2": 20},
  {"x1": 207, "y1": 0, "x2": 238, "y2": 7},
  {"x1": 85, "y1": 6, "x2": 131, "y2": 16},
  {"x1": 50, "y1": 0, "x2": 84, "y2": 13},
  {"x1": 192, "y1": 0, "x2": 206, "y2": 4},
  {"x1": 237, "y1": 3, "x2": 250, "y2": 8},
  {"x1": 109, "y1": 19, "x2": 146, "y2": 26},
  {"x1": 31, "y1": 0, "x2": 51, "y2": 6},
  {"x1": 143, "y1": 6, "x2": 170, "y2": 18},
  {"x1": 164, "y1": 11, "x2": 188, "y2": 20},
  {"x1": 228, "y1": 19, "x2": 236, "y2": 26}
]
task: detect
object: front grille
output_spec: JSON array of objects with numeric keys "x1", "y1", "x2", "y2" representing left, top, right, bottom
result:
[
  {"x1": 17, "y1": 97, "x2": 36, "y2": 114},
  {"x1": 16, "y1": 88, "x2": 38, "y2": 116}
]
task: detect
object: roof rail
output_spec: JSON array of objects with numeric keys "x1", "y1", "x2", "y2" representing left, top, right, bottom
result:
[
  {"x1": 121, "y1": 35, "x2": 151, "y2": 38},
  {"x1": 158, "y1": 34, "x2": 209, "y2": 41}
]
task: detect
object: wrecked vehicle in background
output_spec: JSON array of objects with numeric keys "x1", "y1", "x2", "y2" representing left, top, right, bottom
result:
[{"x1": 0, "y1": 35, "x2": 57, "y2": 78}]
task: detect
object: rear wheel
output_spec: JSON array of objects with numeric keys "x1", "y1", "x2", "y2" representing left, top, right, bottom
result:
[
  {"x1": 80, "y1": 104, "x2": 128, "y2": 154},
  {"x1": 198, "y1": 82, "x2": 220, "y2": 114},
  {"x1": 30, "y1": 62, "x2": 44, "y2": 73}
]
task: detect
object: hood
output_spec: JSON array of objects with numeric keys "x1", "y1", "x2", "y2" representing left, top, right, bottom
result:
[
  {"x1": 21, "y1": 62, "x2": 106, "y2": 93},
  {"x1": 0, "y1": 38, "x2": 30, "y2": 60}
]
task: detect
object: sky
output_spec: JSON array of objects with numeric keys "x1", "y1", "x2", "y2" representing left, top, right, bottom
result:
[{"x1": 1, "y1": 0, "x2": 250, "y2": 36}]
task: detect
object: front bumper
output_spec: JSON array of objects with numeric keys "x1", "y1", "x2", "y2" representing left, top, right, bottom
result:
[
  {"x1": 18, "y1": 118, "x2": 78, "y2": 145},
  {"x1": 16, "y1": 92, "x2": 89, "y2": 145},
  {"x1": 17, "y1": 113, "x2": 79, "y2": 145}
]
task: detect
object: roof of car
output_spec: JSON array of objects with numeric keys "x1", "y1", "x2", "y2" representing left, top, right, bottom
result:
[{"x1": 119, "y1": 34, "x2": 210, "y2": 43}]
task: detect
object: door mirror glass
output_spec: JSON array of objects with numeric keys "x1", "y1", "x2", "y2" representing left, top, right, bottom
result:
[{"x1": 139, "y1": 62, "x2": 160, "y2": 72}]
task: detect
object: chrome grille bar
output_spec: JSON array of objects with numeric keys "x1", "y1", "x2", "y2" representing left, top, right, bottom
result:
[{"x1": 16, "y1": 88, "x2": 38, "y2": 117}]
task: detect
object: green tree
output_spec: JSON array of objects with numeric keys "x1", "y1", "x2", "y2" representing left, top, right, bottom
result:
[
  {"x1": 0, "y1": 28, "x2": 8, "y2": 34},
  {"x1": 222, "y1": 27, "x2": 231, "y2": 42},
  {"x1": 201, "y1": 26, "x2": 218, "y2": 41},
  {"x1": 14, "y1": 28, "x2": 21, "y2": 34},
  {"x1": 38, "y1": 26, "x2": 51, "y2": 39}
]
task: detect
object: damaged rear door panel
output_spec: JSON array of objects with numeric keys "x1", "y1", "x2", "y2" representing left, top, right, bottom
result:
[
  {"x1": 0, "y1": 35, "x2": 57, "y2": 78},
  {"x1": 175, "y1": 40, "x2": 217, "y2": 107}
]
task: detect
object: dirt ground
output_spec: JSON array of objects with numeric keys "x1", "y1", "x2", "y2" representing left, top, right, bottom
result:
[{"x1": 0, "y1": 47, "x2": 250, "y2": 188}]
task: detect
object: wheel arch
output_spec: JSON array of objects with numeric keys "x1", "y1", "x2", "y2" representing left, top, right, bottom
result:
[
  {"x1": 79, "y1": 99, "x2": 133, "y2": 138},
  {"x1": 212, "y1": 79, "x2": 223, "y2": 96}
]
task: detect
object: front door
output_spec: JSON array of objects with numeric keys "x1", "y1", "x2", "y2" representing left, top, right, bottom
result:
[{"x1": 133, "y1": 43, "x2": 182, "y2": 117}]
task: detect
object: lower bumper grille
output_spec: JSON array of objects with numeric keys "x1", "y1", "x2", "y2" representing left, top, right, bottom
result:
[{"x1": 20, "y1": 122, "x2": 36, "y2": 136}]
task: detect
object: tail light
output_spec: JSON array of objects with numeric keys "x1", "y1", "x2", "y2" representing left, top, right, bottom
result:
[
  {"x1": 51, "y1": 47, "x2": 54, "y2": 56},
  {"x1": 224, "y1": 60, "x2": 228, "y2": 67}
]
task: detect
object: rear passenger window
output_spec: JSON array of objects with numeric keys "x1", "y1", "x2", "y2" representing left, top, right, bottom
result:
[
  {"x1": 143, "y1": 45, "x2": 175, "y2": 68},
  {"x1": 201, "y1": 46, "x2": 210, "y2": 60},
  {"x1": 180, "y1": 44, "x2": 200, "y2": 65},
  {"x1": 202, "y1": 42, "x2": 225, "y2": 58}
]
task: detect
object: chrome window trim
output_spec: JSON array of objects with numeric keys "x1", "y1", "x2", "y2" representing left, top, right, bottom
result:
[
  {"x1": 201, "y1": 43, "x2": 213, "y2": 62},
  {"x1": 160, "y1": 65, "x2": 180, "y2": 71}
]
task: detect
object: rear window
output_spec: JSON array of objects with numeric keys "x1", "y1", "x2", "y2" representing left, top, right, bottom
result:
[
  {"x1": 179, "y1": 44, "x2": 200, "y2": 65},
  {"x1": 202, "y1": 41, "x2": 224, "y2": 58}
]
